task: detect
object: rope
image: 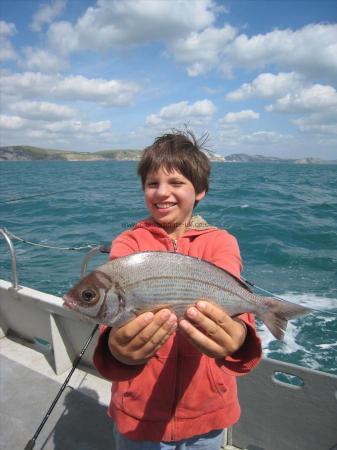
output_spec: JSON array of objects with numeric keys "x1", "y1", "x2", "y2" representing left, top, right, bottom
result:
[
  {"x1": 243, "y1": 278, "x2": 291, "y2": 302},
  {"x1": 4, "y1": 228, "x2": 96, "y2": 251},
  {"x1": 0, "y1": 190, "x2": 68, "y2": 204}
]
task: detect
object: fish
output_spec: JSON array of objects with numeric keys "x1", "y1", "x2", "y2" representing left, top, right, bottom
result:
[{"x1": 63, "y1": 251, "x2": 311, "y2": 340}]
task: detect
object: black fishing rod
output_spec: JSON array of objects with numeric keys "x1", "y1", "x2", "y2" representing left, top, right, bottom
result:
[{"x1": 24, "y1": 324, "x2": 99, "y2": 450}]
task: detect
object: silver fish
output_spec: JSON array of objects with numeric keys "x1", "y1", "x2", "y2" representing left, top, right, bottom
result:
[{"x1": 63, "y1": 251, "x2": 311, "y2": 340}]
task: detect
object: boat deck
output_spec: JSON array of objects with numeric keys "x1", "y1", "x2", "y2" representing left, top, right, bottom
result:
[
  {"x1": 1, "y1": 335, "x2": 241, "y2": 449},
  {"x1": 1, "y1": 334, "x2": 115, "y2": 450}
]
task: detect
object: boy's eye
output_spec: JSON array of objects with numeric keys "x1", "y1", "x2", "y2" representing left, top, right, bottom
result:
[{"x1": 146, "y1": 181, "x2": 157, "y2": 187}]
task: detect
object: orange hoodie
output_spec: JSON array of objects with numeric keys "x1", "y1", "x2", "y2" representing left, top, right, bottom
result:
[{"x1": 93, "y1": 216, "x2": 262, "y2": 442}]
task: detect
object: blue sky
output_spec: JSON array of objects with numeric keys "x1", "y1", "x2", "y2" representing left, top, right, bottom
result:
[{"x1": 1, "y1": 0, "x2": 336, "y2": 158}]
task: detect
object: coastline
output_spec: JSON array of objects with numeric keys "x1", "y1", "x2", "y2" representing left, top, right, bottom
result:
[{"x1": 1, "y1": 146, "x2": 336, "y2": 164}]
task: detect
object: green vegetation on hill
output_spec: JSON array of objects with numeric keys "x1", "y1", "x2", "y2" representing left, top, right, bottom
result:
[
  {"x1": 0, "y1": 145, "x2": 335, "y2": 164},
  {"x1": 0, "y1": 146, "x2": 142, "y2": 161}
]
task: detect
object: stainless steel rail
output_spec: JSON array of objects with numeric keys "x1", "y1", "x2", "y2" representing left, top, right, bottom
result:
[
  {"x1": 0, "y1": 228, "x2": 18, "y2": 289},
  {"x1": 80, "y1": 244, "x2": 110, "y2": 277}
]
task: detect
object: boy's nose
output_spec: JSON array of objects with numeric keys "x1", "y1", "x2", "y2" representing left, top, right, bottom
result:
[{"x1": 156, "y1": 183, "x2": 170, "y2": 197}]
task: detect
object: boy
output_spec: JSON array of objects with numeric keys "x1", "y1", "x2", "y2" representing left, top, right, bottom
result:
[{"x1": 93, "y1": 130, "x2": 262, "y2": 449}]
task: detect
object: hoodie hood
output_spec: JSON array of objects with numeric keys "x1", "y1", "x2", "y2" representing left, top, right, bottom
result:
[{"x1": 132, "y1": 215, "x2": 217, "y2": 238}]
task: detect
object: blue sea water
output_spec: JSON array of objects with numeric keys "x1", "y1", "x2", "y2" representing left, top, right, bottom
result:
[{"x1": 1, "y1": 161, "x2": 336, "y2": 374}]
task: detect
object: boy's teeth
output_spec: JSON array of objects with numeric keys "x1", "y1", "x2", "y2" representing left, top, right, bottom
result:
[{"x1": 156, "y1": 203, "x2": 176, "y2": 209}]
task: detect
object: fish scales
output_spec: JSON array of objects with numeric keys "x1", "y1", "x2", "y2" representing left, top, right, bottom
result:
[{"x1": 63, "y1": 251, "x2": 311, "y2": 340}]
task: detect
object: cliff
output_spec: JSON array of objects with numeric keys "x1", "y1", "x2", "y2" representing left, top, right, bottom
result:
[{"x1": 0, "y1": 145, "x2": 335, "y2": 164}]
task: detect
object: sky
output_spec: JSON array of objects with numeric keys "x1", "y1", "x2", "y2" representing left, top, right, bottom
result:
[{"x1": 0, "y1": 0, "x2": 337, "y2": 159}]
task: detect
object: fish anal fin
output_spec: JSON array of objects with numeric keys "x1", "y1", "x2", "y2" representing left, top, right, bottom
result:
[
  {"x1": 260, "y1": 311, "x2": 287, "y2": 340},
  {"x1": 260, "y1": 296, "x2": 311, "y2": 340}
]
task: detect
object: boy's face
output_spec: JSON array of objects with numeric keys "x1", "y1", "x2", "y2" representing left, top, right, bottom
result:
[{"x1": 144, "y1": 167, "x2": 205, "y2": 237}]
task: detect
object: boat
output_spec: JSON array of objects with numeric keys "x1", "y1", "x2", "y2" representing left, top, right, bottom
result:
[{"x1": 1, "y1": 228, "x2": 336, "y2": 449}]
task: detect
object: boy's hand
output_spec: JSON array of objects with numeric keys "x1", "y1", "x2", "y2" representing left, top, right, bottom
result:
[
  {"x1": 179, "y1": 301, "x2": 247, "y2": 358},
  {"x1": 108, "y1": 309, "x2": 177, "y2": 365}
]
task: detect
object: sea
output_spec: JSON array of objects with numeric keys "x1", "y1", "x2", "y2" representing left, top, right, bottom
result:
[{"x1": 1, "y1": 161, "x2": 336, "y2": 374}]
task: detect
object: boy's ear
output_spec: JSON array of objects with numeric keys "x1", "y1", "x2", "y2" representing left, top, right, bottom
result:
[{"x1": 195, "y1": 190, "x2": 206, "y2": 202}]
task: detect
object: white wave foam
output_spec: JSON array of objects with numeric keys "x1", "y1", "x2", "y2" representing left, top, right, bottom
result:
[
  {"x1": 317, "y1": 343, "x2": 337, "y2": 349},
  {"x1": 281, "y1": 292, "x2": 337, "y2": 312},
  {"x1": 258, "y1": 320, "x2": 304, "y2": 354},
  {"x1": 258, "y1": 292, "x2": 337, "y2": 360}
]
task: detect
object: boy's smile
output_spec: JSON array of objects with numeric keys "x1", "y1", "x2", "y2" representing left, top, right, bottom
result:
[
  {"x1": 155, "y1": 202, "x2": 177, "y2": 211},
  {"x1": 144, "y1": 168, "x2": 205, "y2": 238}
]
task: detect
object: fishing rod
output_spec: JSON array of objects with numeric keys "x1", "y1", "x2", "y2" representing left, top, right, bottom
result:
[{"x1": 24, "y1": 324, "x2": 99, "y2": 450}]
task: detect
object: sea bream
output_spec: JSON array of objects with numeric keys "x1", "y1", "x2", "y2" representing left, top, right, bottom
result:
[{"x1": 63, "y1": 251, "x2": 311, "y2": 340}]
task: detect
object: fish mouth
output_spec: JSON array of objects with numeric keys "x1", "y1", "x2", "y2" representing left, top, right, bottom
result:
[{"x1": 62, "y1": 294, "x2": 76, "y2": 310}]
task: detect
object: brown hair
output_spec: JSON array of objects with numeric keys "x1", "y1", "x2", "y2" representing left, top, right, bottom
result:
[{"x1": 137, "y1": 130, "x2": 211, "y2": 194}]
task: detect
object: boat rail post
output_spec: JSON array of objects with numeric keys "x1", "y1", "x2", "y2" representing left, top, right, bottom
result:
[
  {"x1": 80, "y1": 243, "x2": 111, "y2": 277},
  {"x1": 0, "y1": 228, "x2": 19, "y2": 289}
]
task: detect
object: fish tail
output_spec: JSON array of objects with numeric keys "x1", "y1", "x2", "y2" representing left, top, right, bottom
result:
[{"x1": 260, "y1": 297, "x2": 311, "y2": 340}]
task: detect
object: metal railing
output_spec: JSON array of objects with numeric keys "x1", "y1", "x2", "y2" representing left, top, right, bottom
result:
[{"x1": 0, "y1": 228, "x2": 18, "y2": 289}]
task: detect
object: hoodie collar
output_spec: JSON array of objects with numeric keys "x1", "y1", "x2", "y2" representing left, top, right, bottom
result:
[{"x1": 133, "y1": 215, "x2": 217, "y2": 237}]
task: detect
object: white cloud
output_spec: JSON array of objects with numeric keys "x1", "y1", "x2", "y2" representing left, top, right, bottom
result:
[
  {"x1": 43, "y1": 119, "x2": 111, "y2": 134},
  {"x1": 21, "y1": 47, "x2": 68, "y2": 72},
  {"x1": 33, "y1": 2, "x2": 337, "y2": 82},
  {"x1": 220, "y1": 109, "x2": 259, "y2": 123},
  {"x1": 262, "y1": 84, "x2": 337, "y2": 139},
  {"x1": 47, "y1": 0, "x2": 215, "y2": 54},
  {"x1": 0, "y1": 21, "x2": 16, "y2": 37},
  {"x1": 169, "y1": 25, "x2": 237, "y2": 76},
  {"x1": 0, "y1": 114, "x2": 26, "y2": 130},
  {"x1": 169, "y1": 23, "x2": 337, "y2": 79},
  {"x1": 146, "y1": 99, "x2": 216, "y2": 127},
  {"x1": 0, "y1": 72, "x2": 141, "y2": 107},
  {"x1": 217, "y1": 126, "x2": 294, "y2": 152},
  {"x1": 293, "y1": 121, "x2": 337, "y2": 135},
  {"x1": 239, "y1": 131, "x2": 292, "y2": 144},
  {"x1": 8, "y1": 100, "x2": 77, "y2": 121},
  {"x1": 266, "y1": 84, "x2": 337, "y2": 113},
  {"x1": 47, "y1": 21, "x2": 79, "y2": 55},
  {"x1": 31, "y1": 0, "x2": 67, "y2": 32},
  {"x1": 0, "y1": 21, "x2": 17, "y2": 62},
  {"x1": 228, "y1": 24, "x2": 337, "y2": 78},
  {"x1": 226, "y1": 72, "x2": 305, "y2": 101},
  {"x1": 0, "y1": 114, "x2": 114, "y2": 151}
]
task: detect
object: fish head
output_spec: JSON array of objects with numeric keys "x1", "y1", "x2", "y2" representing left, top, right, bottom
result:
[{"x1": 63, "y1": 270, "x2": 121, "y2": 324}]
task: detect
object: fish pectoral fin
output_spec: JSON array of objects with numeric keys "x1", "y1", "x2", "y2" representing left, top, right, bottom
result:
[
  {"x1": 133, "y1": 302, "x2": 192, "y2": 319},
  {"x1": 260, "y1": 297, "x2": 311, "y2": 340}
]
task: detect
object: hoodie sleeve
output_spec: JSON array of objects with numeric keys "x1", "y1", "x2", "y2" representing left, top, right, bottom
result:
[
  {"x1": 93, "y1": 325, "x2": 146, "y2": 381},
  {"x1": 210, "y1": 231, "x2": 262, "y2": 375},
  {"x1": 210, "y1": 230, "x2": 243, "y2": 279},
  {"x1": 93, "y1": 231, "x2": 143, "y2": 381}
]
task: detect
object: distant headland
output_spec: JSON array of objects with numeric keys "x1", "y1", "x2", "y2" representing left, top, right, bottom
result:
[{"x1": 0, "y1": 145, "x2": 336, "y2": 164}]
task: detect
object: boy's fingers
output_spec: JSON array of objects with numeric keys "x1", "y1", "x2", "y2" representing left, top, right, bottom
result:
[
  {"x1": 142, "y1": 331, "x2": 173, "y2": 358},
  {"x1": 196, "y1": 302, "x2": 239, "y2": 334},
  {"x1": 185, "y1": 304, "x2": 232, "y2": 344},
  {"x1": 113, "y1": 312, "x2": 155, "y2": 345},
  {"x1": 132, "y1": 310, "x2": 177, "y2": 351},
  {"x1": 179, "y1": 319, "x2": 226, "y2": 358},
  {"x1": 116, "y1": 309, "x2": 176, "y2": 348}
]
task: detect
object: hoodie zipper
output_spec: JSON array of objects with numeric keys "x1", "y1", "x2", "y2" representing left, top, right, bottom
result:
[
  {"x1": 170, "y1": 334, "x2": 181, "y2": 441},
  {"x1": 170, "y1": 237, "x2": 179, "y2": 439}
]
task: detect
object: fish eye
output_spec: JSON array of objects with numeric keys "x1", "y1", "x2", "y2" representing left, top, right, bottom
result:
[{"x1": 81, "y1": 288, "x2": 96, "y2": 303}]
